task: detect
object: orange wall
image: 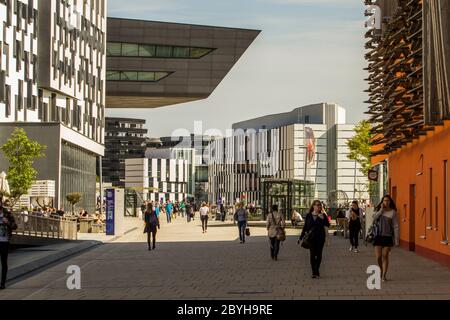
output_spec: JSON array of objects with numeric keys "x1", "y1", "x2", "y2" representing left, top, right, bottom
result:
[{"x1": 389, "y1": 120, "x2": 450, "y2": 264}]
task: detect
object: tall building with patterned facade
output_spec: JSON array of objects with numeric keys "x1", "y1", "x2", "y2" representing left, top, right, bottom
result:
[
  {"x1": 0, "y1": 0, "x2": 106, "y2": 213},
  {"x1": 208, "y1": 103, "x2": 369, "y2": 218}
]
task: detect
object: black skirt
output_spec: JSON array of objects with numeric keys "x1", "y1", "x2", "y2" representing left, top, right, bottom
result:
[{"x1": 373, "y1": 235, "x2": 393, "y2": 247}]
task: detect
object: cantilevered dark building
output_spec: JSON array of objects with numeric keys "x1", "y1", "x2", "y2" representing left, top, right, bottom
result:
[
  {"x1": 105, "y1": 17, "x2": 260, "y2": 108},
  {"x1": 103, "y1": 117, "x2": 147, "y2": 187}
]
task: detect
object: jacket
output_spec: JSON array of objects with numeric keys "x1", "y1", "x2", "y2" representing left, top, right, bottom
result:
[
  {"x1": 144, "y1": 210, "x2": 160, "y2": 233},
  {"x1": 266, "y1": 211, "x2": 286, "y2": 238},
  {"x1": 0, "y1": 206, "x2": 18, "y2": 241},
  {"x1": 299, "y1": 213, "x2": 330, "y2": 247},
  {"x1": 234, "y1": 208, "x2": 248, "y2": 222}
]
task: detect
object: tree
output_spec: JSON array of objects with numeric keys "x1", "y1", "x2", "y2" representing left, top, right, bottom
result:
[
  {"x1": 347, "y1": 120, "x2": 372, "y2": 176},
  {"x1": 66, "y1": 192, "x2": 82, "y2": 214},
  {"x1": 0, "y1": 128, "x2": 46, "y2": 206}
]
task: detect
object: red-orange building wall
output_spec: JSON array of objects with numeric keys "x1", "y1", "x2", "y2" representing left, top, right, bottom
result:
[{"x1": 388, "y1": 120, "x2": 450, "y2": 266}]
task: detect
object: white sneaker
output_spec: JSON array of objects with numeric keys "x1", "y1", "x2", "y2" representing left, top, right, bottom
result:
[
  {"x1": 349, "y1": 246, "x2": 353, "y2": 252},
  {"x1": 353, "y1": 248, "x2": 359, "y2": 253}
]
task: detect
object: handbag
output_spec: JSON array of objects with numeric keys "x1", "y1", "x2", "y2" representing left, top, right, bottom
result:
[
  {"x1": 272, "y1": 213, "x2": 286, "y2": 241},
  {"x1": 245, "y1": 227, "x2": 250, "y2": 236},
  {"x1": 365, "y1": 217, "x2": 380, "y2": 244},
  {"x1": 301, "y1": 230, "x2": 312, "y2": 249}
]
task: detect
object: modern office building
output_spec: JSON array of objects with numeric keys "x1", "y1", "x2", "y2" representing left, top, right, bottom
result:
[
  {"x1": 0, "y1": 0, "x2": 106, "y2": 213},
  {"x1": 103, "y1": 117, "x2": 147, "y2": 187},
  {"x1": 365, "y1": 0, "x2": 450, "y2": 265},
  {"x1": 105, "y1": 17, "x2": 260, "y2": 109},
  {"x1": 125, "y1": 148, "x2": 194, "y2": 203},
  {"x1": 208, "y1": 103, "x2": 369, "y2": 218}
]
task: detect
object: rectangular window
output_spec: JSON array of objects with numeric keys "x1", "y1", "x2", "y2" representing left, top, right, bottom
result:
[
  {"x1": 121, "y1": 43, "x2": 138, "y2": 56},
  {"x1": 137, "y1": 72, "x2": 154, "y2": 82},
  {"x1": 173, "y1": 47, "x2": 190, "y2": 58},
  {"x1": 121, "y1": 71, "x2": 137, "y2": 81},
  {"x1": 156, "y1": 45, "x2": 172, "y2": 57},
  {"x1": 106, "y1": 42, "x2": 121, "y2": 56},
  {"x1": 106, "y1": 71, "x2": 120, "y2": 80},
  {"x1": 5, "y1": 85, "x2": 10, "y2": 117},
  {"x1": 139, "y1": 44, "x2": 155, "y2": 57}
]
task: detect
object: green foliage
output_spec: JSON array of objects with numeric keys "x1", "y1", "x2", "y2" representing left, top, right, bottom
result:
[
  {"x1": 347, "y1": 120, "x2": 372, "y2": 176},
  {"x1": 0, "y1": 128, "x2": 46, "y2": 203},
  {"x1": 66, "y1": 192, "x2": 82, "y2": 214}
]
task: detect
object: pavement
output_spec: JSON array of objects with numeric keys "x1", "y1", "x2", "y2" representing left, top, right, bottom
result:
[
  {"x1": 6, "y1": 217, "x2": 140, "y2": 283},
  {"x1": 1, "y1": 213, "x2": 450, "y2": 300}
]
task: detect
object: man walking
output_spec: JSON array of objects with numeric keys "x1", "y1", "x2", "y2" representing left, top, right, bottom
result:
[
  {"x1": 165, "y1": 200, "x2": 173, "y2": 223},
  {"x1": 0, "y1": 201, "x2": 17, "y2": 289}
]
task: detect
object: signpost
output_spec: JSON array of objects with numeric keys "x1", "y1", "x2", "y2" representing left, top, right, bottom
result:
[{"x1": 106, "y1": 189, "x2": 115, "y2": 235}]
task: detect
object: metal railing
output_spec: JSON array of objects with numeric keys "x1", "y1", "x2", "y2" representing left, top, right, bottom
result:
[{"x1": 12, "y1": 212, "x2": 78, "y2": 240}]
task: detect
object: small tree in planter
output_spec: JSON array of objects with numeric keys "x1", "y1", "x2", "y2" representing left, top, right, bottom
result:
[{"x1": 66, "y1": 192, "x2": 82, "y2": 215}]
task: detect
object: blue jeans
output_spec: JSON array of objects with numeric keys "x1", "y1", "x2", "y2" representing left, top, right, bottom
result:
[
  {"x1": 238, "y1": 221, "x2": 247, "y2": 242},
  {"x1": 166, "y1": 211, "x2": 172, "y2": 223}
]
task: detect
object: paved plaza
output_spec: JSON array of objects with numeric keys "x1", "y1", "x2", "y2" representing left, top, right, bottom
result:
[{"x1": 1, "y1": 214, "x2": 450, "y2": 300}]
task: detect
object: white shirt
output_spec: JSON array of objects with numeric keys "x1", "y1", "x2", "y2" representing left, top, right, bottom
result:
[{"x1": 199, "y1": 206, "x2": 209, "y2": 216}]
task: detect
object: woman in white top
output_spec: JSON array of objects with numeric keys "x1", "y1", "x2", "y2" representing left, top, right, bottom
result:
[{"x1": 199, "y1": 202, "x2": 210, "y2": 234}]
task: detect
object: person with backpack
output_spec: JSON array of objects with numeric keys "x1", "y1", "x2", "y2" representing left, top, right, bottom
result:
[
  {"x1": 298, "y1": 200, "x2": 330, "y2": 279},
  {"x1": 144, "y1": 203, "x2": 160, "y2": 250},
  {"x1": 266, "y1": 204, "x2": 285, "y2": 261},
  {"x1": 346, "y1": 200, "x2": 364, "y2": 253},
  {"x1": 234, "y1": 202, "x2": 248, "y2": 243},
  {"x1": 372, "y1": 195, "x2": 399, "y2": 282},
  {"x1": 0, "y1": 200, "x2": 17, "y2": 289}
]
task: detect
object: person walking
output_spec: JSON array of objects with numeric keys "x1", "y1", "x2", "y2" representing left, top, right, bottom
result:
[
  {"x1": 0, "y1": 201, "x2": 17, "y2": 289},
  {"x1": 154, "y1": 201, "x2": 160, "y2": 218},
  {"x1": 234, "y1": 203, "x2": 248, "y2": 243},
  {"x1": 266, "y1": 204, "x2": 285, "y2": 261},
  {"x1": 346, "y1": 200, "x2": 364, "y2": 253},
  {"x1": 144, "y1": 203, "x2": 160, "y2": 250},
  {"x1": 199, "y1": 202, "x2": 209, "y2": 233},
  {"x1": 165, "y1": 200, "x2": 173, "y2": 224},
  {"x1": 299, "y1": 200, "x2": 330, "y2": 278},
  {"x1": 180, "y1": 200, "x2": 186, "y2": 218},
  {"x1": 186, "y1": 201, "x2": 192, "y2": 223},
  {"x1": 373, "y1": 195, "x2": 399, "y2": 282}
]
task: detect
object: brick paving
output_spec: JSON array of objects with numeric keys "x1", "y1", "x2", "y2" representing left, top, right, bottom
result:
[{"x1": 1, "y1": 213, "x2": 450, "y2": 300}]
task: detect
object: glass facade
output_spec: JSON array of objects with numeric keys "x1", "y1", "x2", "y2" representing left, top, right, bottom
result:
[
  {"x1": 106, "y1": 71, "x2": 171, "y2": 82},
  {"x1": 61, "y1": 142, "x2": 97, "y2": 214},
  {"x1": 106, "y1": 42, "x2": 214, "y2": 59}
]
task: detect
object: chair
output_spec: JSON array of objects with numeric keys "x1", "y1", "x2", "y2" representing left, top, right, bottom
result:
[{"x1": 336, "y1": 218, "x2": 349, "y2": 238}]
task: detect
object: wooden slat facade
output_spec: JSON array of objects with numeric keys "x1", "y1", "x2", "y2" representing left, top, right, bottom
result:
[{"x1": 365, "y1": 0, "x2": 450, "y2": 156}]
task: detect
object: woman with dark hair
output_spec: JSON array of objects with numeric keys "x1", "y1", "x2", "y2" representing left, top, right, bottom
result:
[
  {"x1": 373, "y1": 195, "x2": 399, "y2": 281},
  {"x1": 298, "y1": 200, "x2": 330, "y2": 278},
  {"x1": 346, "y1": 200, "x2": 364, "y2": 253},
  {"x1": 144, "y1": 203, "x2": 160, "y2": 251},
  {"x1": 266, "y1": 204, "x2": 285, "y2": 261}
]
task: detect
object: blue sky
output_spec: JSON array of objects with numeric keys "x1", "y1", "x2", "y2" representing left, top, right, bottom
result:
[{"x1": 107, "y1": 0, "x2": 368, "y2": 137}]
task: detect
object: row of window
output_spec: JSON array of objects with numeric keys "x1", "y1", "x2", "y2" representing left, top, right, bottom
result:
[
  {"x1": 106, "y1": 70, "x2": 171, "y2": 82},
  {"x1": 106, "y1": 42, "x2": 214, "y2": 59}
]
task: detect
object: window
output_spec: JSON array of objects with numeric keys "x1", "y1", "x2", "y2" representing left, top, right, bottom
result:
[
  {"x1": 106, "y1": 71, "x2": 120, "y2": 80},
  {"x1": 106, "y1": 71, "x2": 171, "y2": 82},
  {"x1": 122, "y1": 43, "x2": 138, "y2": 56},
  {"x1": 106, "y1": 42, "x2": 121, "y2": 56},
  {"x1": 106, "y1": 42, "x2": 215, "y2": 59},
  {"x1": 156, "y1": 45, "x2": 172, "y2": 57},
  {"x1": 190, "y1": 47, "x2": 212, "y2": 58},
  {"x1": 139, "y1": 44, "x2": 155, "y2": 57},
  {"x1": 121, "y1": 71, "x2": 138, "y2": 81},
  {"x1": 173, "y1": 46, "x2": 190, "y2": 58}
]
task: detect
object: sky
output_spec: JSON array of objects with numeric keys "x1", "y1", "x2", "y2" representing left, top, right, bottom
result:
[{"x1": 107, "y1": 0, "x2": 369, "y2": 137}]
